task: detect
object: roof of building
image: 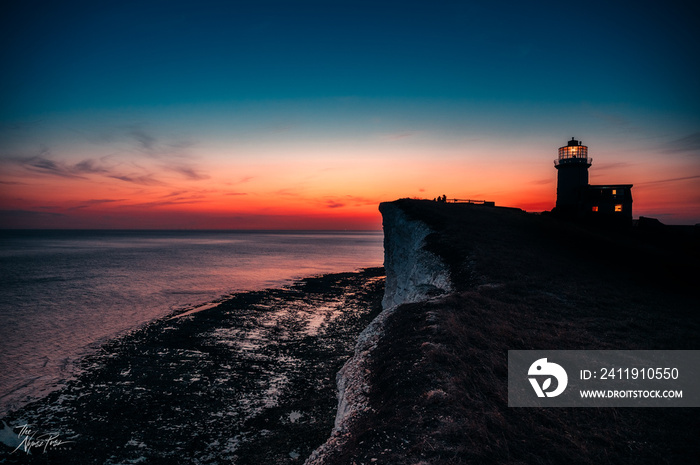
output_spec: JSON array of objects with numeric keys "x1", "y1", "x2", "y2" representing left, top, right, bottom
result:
[{"x1": 588, "y1": 184, "x2": 633, "y2": 189}]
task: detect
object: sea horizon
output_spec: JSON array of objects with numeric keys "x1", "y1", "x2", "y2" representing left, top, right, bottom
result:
[{"x1": 0, "y1": 228, "x2": 384, "y2": 232}]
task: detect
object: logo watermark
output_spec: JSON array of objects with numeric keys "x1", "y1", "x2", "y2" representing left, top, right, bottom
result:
[
  {"x1": 527, "y1": 358, "x2": 568, "y2": 397},
  {"x1": 1, "y1": 422, "x2": 73, "y2": 455},
  {"x1": 508, "y1": 350, "x2": 700, "y2": 407}
]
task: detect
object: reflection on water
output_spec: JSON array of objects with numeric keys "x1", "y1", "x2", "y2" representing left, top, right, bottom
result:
[
  {"x1": 0, "y1": 230, "x2": 384, "y2": 415},
  {"x1": 0, "y1": 269, "x2": 385, "y2": 463}
]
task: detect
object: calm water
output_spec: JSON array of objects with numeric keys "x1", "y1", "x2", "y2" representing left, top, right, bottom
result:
[{"x1": 0, "y1": 230, "x2": 384, "y2": 416}]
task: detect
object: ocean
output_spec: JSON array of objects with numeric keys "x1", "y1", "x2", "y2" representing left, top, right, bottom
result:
[{"x1": 0, "y1": 230, "x2": 384, "y2": 416}]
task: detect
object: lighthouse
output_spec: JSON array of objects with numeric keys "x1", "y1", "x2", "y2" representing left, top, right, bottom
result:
[
  {"x1": 554, "y1": 137, "x2": 591, "y2": 216},
  {"x1": 553, "y1": 137, "x2": 633, "y2": 224}
]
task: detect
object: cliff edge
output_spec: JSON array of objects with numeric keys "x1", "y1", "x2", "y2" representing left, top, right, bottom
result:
[
  {"x1": 307, "y1": 199, "x2": 699, "y2": 465},
  {"x1": 306, "y1": 201, "x2": 452, "y2": 464},
  {"x1": 379, "y1": 202, "x2": 452, "y2": 309}
]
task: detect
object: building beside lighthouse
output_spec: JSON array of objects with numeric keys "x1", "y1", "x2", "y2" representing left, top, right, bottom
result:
[{"x1": 553, "y1": 137, "x2": 633, "y2": 225}]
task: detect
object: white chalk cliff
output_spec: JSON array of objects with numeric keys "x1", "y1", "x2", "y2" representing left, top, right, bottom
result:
[{"x1": 305, "y1": 201, "x2": 452, "y2": 464}]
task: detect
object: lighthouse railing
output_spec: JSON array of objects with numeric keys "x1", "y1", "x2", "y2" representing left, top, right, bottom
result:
[{"x1": 554, "y1": 157, "x2": 592, "y2": 166}]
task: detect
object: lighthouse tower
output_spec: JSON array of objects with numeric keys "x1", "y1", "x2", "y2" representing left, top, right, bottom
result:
[{"x1": 554, "y1": 137, "x2": 591, "y2": 217}]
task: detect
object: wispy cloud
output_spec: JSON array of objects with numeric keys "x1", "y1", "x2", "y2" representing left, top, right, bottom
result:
[
  {"x1": 161, "y1": 164, "x2": 210, "y2": 180},
  {"x1": 108, "y1": 174, "x2": 164, "y2": 186},
  {"x1": 321, "y1": 195, "x2": 378, "y2": 209},
  {"x1": 593, "y1": 162, "x2": 630, "y2": 171},
  {"x1": 225, "y1": 192, "x2": 248, "y2": 196},
  {"x1": 662, "y1": 132, "x2": 700, "y2": 155},
  {"x1": 637, "y1": 175, "x2": 700, "y2": 185},
  {"x1": 275, "y1": 188, "x2": 303, "y2": 197},
  {"x1": 67, "y1": 199, "x2": 126, "y2": 210},
  {"x1": 123, "y1": 124, "x2": 196, "y2": 160},
  {"x1": 343, "y1": 195, "x2": 379, "y2": 206},
  {"x1": 85, "y1": 198, "x2": 125, "y2": 205},
  {"x1": 73, "y1": 159, "x2": 111, "y2": 174},
  {"x1": 162, "y1": 191, "x2": 186, "y2": 198},
  {"x1": 0, "y1": 209, "x2": 65, "y2": 219},
  {"x1": 8, "y1": 143, "x2": 211, "y2": 185},
  {"x1": 530, "y1": 178, "x2": 553, "y2": 185},
  {"x1": 129, "y1": 126, "x2": 157, "y2": 152},
  {"x1": 10, "y1": 148, "x2": 119, "y2": 180},
  {"x1": 224, "y1": 176, "x2": 255, "y2": 186},
  {"x1": 85, "y1": 123, "x2": 195, "y2": 156},
  {"x1": 17, "y1": 148, "x2": 87, "y2": 179},
  {"x1": 129, "y1": 196, "x2": 207, "y2": 208}
]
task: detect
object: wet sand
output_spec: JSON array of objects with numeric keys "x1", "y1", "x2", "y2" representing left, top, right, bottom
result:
[{"x1": 0, "y1": 267, "x2": 384, "y2": 464}]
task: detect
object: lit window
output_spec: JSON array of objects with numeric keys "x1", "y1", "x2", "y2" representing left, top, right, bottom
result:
[
  {"x1": 592, "y1": 206, "x2": 599, "y2": 212},
  {"x1": 612, "y1": 189, "x2": 617, "y2": 195},
  {"x1": 614, "y1": 204, "x2": 622, "y2": 212}
]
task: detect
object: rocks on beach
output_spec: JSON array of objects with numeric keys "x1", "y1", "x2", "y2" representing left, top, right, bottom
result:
[{"x1": 0, "y1": 268, "x2": 384, "y2": 464}]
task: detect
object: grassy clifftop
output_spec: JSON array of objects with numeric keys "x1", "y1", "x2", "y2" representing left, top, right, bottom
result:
[{"x1": 318, "y1": 199, "x2": 699, "y2": 464}]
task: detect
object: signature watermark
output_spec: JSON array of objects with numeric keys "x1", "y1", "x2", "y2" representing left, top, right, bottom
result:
[{"x1": 7, "y1": 423, "x2": 73, "y2": 454}]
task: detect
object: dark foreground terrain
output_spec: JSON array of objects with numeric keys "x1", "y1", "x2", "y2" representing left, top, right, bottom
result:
[
  {"x1": 3, "y1": 200, "x2": 698, "y2": 465},
  {"x1": 316, "y1": 200, "x2": 699, "y2": 465},
  {"x1": 0, "y1": 268, "x2": 384, "y2": 464}
]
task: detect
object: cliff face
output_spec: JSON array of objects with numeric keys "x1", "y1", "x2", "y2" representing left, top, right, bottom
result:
[
  {"x1": 380, "y1": 202, "x2": 452, "y2": 309},
  {"x1": 305, "y1": 201, "x2": 452, "y2": 464}
]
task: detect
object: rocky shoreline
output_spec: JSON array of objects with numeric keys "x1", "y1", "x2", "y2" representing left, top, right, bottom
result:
[{"x1": 0, "y1": 268, "x2": 384, "y2": 464}]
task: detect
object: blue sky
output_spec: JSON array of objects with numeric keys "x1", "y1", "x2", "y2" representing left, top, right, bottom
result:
[
  {"x1": 4, "y1": 1, "x2": 698, "y2": 113},
  {"x1": 1, "y1": 0, "x2": 699, "y2": 227}
]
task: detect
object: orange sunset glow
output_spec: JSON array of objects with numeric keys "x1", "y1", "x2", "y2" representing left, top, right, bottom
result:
[{"x1": 3, "y1": 127, "x2": 698, "y2": 229}]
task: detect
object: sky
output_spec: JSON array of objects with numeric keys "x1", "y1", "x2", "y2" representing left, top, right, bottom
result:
[{"x1": 1, "y1": 0, "x2": 699, "y2": 229}]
